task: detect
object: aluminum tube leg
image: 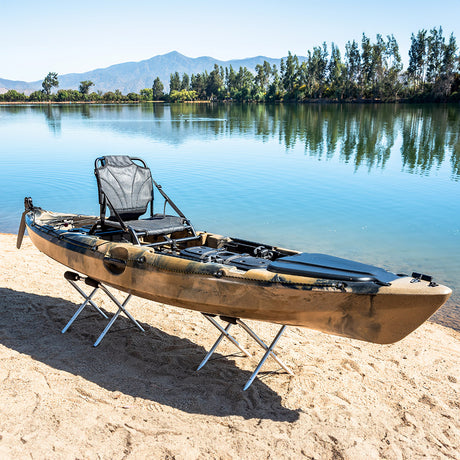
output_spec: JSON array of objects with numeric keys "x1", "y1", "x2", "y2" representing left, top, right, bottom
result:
[
  {"x1": 197, "y1": 322, "x2": 233, "y2": 371},
  {"x1": 93, "y1": 308, "x2": 123, "y2": 347},
  {"x1": 62, "y1": 286, "x2": 99, "y2": 333},
  {"x1": 93, "y1": 293, "x2": 143, "y2": 347},
  {"x1": 243, "y1": 325, "x2": 288, "y2": 391},
  {"x1": 68, "y1": 280, "x2": 108, "y2": 319},
  {"x1": 99, "y1": 286, "x2": 145, "y2": 332},
  {"x1": 203, "y1": 314, "x2": 250, "y2": 358},
  {"x1": 236, "y1": 320, "x2": 293, "y2": 376}
]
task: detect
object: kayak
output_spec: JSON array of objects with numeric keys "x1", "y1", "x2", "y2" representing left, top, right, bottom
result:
[{"x1": 19, "y1": 200, "x2": 451, "y2": 345}]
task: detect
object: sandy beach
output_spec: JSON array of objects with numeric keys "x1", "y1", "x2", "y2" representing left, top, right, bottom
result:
[{"x1": 0, "y1": 233, "x2": 459, "y2": 459}]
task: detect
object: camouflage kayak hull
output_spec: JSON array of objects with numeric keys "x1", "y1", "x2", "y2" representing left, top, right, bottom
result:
[{"x1": 24, "y1": 207, "x2": 451, "y2": 344}]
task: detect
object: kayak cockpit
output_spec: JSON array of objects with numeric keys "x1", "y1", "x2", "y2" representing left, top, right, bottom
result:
[{"x1": 30, "y1": 208, "x2": 403, "y2": 286}]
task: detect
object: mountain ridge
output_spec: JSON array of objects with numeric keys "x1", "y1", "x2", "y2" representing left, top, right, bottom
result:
[{"x1": 0, "y1": 51, "x2": 304, "y2": 94}]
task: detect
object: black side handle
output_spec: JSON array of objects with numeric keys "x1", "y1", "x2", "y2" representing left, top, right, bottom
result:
[
  {"x1": 85, "y1": 277, "x2": 100, "y2": 288},
  {"x1": 64, "y1": 271, "x2": 81, "y2": 281}
]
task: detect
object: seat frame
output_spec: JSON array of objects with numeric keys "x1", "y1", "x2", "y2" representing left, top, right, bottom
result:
[{"x1": 91, "y1": 156, "x2": 198, "y2": 248}]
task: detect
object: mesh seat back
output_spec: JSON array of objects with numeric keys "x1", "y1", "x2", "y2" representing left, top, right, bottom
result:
[{"x1": 96, "y1": 156, "x2": 153, "y2": 220}]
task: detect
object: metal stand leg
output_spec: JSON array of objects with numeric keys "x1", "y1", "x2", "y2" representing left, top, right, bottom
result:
[
  {"x1": 93, "y1": 290, "x2": 145, "y2": 347},
  {"x1": 197, "y1": 315, "x2": 250, "y2": 371},
  {"x1": 237, "y1": 320, "x2": 293, "y2": 377},
  {"x1": 62, "y1": 280, "x2": 108, "y2": 334},
  {"x1": 198, "y1": 314, "x2": 292, "y2": 390},
  {"x1": 243, "y1": 325, "x2": 289, "y2": 391},
  {"x1": 62, "y1": 271, "x2": 144, "y2": 347},
  {"x1": 99, "y1": 285, "x2": 145, "y2": 330}
]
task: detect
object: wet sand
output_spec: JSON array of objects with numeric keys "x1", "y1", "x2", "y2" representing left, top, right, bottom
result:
[{"x1": 0, "y1": 233, "x2": 459, "y2": 459}]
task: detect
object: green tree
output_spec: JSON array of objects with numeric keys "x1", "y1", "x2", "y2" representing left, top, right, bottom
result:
[
  {"x1": 225, "y1": 65, "x2": 237, "y2": 98},
  {"x1": 29, "y1": 90, "x2": 44, "y2": 102},
  {"x1": 88, "y1": 92, "x2": 101, "y2": 102},
  {"x1": 327, "y1": 43, "x2": 346, "y2": 99},
  {"x1": 441, "y1": 33, "x2": 458, "y2": 75},
  {"x1": 266, "y1": 65, "x2": 281, "y2": 101},
  {"x1": 206, "y1": 64, "x2": 224, "y2": 100},
  {"x1": 140, "y1": 88, "x2": 153, "y2": 100},
  {"x1": 126, "y1": 92, "x2": 139, "y2": 101},
  {"x1": 56, "y1": 89, "x2": 81, "y2": 102},
  {"x1": 381, "y1": 34, "x2": 403, "y2": 100},
  {"x1": 254, "y1": 61, "x2": 272, "y2": 91},
  {"x1": 79, "y1": 80, "x2": 94, "y2": 95},
  {"x1": 234, "y1": 66, "x2": 254, "y2": 101},
  {"x1": 408, "y1": 30, "x2": 427, "y2": 91},
  {"x1": 426, "y1": 27, "x2": 445, "y2": 84},
  {"x1": 181, "y1": 73, "x2": 190, "y2": 91},
  {"x1": 152, "y1": 77, "x2": 164, "y2": 100},
  {"x1": 303, "y1": 44, "x2": 328, "y2": 98},
  {"x1": 191, "y1": 73, "x2": 207, "y2": 99},
  {"x1": 102, "y1": 91, "x2": 116, "y2": 101},
  {"x1": 344, "y1": 40, "x2": 361, "y2": 98},
  {"x1": 371, "y1": 34, "x2": 386, "y2": 97},
  {"x1": 433, "y1": 32, "x2": 458, "y2": 98},
  {"x1": 361, "y1": 34, "x2": 374, "y2": 97},
  {"x1": 169, "y1": 72, "x2": 181, "y2": 93},
  {"x1": 282, "y1": 51, "x2": 299, "y2": 97},
  {"x1": 3, "y1": 90, "x2": 26, "y2": 101},
  {"x1": 169, "y1": 89, "x2": 197, "y2": 102},
  {"x1": 41, "y1": 72, "x2": 59, "y2": 96}
]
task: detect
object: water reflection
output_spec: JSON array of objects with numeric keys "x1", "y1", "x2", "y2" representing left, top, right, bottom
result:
[
  {"x1": 400, "y1": 105, "x2": 459, "y2": 177},
  {"x1": 3, "y1": 103, "x2": 459, "y2": 179},
  {"x1": 43, "y1": 105, "x2": 62, "y2": 134}
]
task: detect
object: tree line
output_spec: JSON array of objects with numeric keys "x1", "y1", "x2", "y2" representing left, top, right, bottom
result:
[
  {"x1": 1, "y1": 27, "x2": 459, "y2": 103},
  {"x1": 164, "y1": 28, "x2": 459, "y2": 102},
  {"x1": 0, "y1": 73, "x2": 148, "y2": 103}
]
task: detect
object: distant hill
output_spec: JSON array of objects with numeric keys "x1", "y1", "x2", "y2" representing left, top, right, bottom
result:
[{"x1": 0, "y1": 51, "x2": 306, "y2": 94}]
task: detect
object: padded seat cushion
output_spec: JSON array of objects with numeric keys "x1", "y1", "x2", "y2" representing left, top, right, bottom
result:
[
  {"x1": 267, "y1": 253, "x2": 398, "y2": 283},
  {"x1": 124, "y1": 214, "x2": 188, "y2": 236}
]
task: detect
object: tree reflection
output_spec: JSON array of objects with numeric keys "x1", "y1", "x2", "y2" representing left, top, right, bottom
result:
[
  {"x1": 400, "y1": 105, "x2": 459, "y2": 178},
  {"x1": 151, "y1": 103, "x2": 459, "y2": 178},
  {"x1": 24, "y1": 102, "x2": 460, "y2": 179}
]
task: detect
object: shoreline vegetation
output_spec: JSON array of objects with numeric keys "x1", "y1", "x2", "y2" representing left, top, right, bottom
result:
[
  {"x1": 1, "y1": 28, "x2": 459, "y2": 104},
  {"x1": 1, "y1": 98, "x2": 460, "y2": 105}
]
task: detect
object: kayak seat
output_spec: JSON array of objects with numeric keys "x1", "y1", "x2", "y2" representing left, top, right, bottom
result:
[
  {"x1": 122, "y1": 215, "x2": 189, "y2": 236},
  {"x1": 267, "y1": 253, "x2": 399, "y2": 284},
  {"x1": 92, "y1": 155, "x2": 198, "y2": 247}
]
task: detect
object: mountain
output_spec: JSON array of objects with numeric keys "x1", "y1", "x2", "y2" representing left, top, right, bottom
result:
[{"x1": 0, "y1": 51, "x2": 304, "y2": 94}]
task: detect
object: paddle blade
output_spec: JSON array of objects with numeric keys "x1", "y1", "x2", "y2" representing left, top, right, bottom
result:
[{"x1": 16, "y1": 211, "x2": 27, "y2": 249}]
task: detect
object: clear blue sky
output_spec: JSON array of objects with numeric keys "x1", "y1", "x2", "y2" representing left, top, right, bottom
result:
[{"x1": 1, "y1": 0, "x2": 459, "y2": 81}]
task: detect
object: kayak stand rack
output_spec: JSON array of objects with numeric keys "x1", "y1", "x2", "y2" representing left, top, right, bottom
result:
[
  {"x1": 61, "y1": 271, "x2": 292, "y2": 389},
  {"x1": 62, "y1": 271, "x2": 145, "y2": 347},
  {"x1": 197, "y1": 313, "x2": 294, "y2": 390}
]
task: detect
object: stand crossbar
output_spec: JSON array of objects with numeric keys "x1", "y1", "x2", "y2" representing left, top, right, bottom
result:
[
  {"x1": 197, "y1": 313, "x2": 293, "y2": 390},
  {"x1": 62, "y1": 271, "x2": 145, "y2": 347}
]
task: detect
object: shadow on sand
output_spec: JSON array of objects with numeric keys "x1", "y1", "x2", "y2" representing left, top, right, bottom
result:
[{"x1": 0, "y1": 287, "x2": 299, "y2": 422}]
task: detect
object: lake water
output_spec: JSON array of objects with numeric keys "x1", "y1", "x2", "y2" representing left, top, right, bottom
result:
[{"x1": 1, "y1": 103, "x2": 459, "y2": 327}]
